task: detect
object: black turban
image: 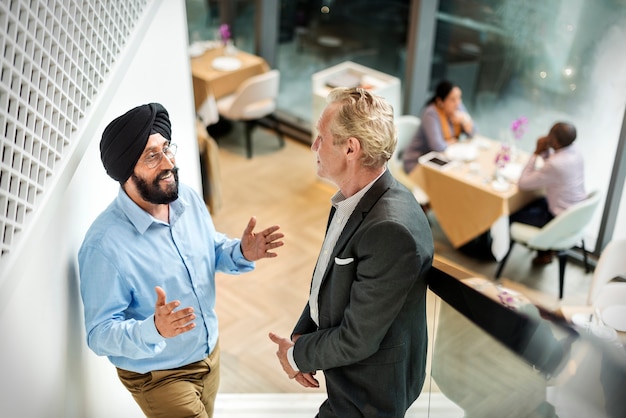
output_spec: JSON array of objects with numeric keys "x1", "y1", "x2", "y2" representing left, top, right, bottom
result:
[{"x1": 100, "y1": 102, "x2": 172, "y2": 182}]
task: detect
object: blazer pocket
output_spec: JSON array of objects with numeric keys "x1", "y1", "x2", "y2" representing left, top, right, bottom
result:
[{"x1": 334, "y1": 257, "x2": 354, "y2": 266}]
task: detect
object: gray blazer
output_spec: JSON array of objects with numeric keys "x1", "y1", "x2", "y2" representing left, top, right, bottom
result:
[{"x1": 292, "y1": 170, "x2": 434, "y2": 417}]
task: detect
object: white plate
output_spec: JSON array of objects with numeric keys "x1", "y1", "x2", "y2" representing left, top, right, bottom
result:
[
  {"x1": 188, "y1": 44, "x2": 206, "y2": 57},
  {"x1": 602, "y1": 305, "x2": 626, "y2": 332},
  {"x1": 473, "y1": 137, "x2": 492, "y2": 150},
  {"x1": 498, "y1": 162, "x2": 523, "y2": 182},
  {"x1": 491, "y1": 179, "x2": 510, "y2": 192},
  {"x1": 211, "y1": 56, "x2": 242, "y2": 71},
  {"x1": 445, "y1": 142, "x2": 478, "y2": 162}
]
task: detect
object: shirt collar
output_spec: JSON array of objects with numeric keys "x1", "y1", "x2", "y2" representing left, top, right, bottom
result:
[
  {"x1": 555, "y1": 143, "x2": 575, "y2": 153},
  {"x1": 331, "y1": 168, "x2": 386, "y2": 210},
  {"x1": 116, "y1": 187, "x2": 187, "y2": 234}
]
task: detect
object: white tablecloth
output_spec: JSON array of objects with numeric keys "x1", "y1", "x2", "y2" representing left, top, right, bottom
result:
[
  {"x1": 490, "y1": 215, "x2": 511, "y2": 262},
  {"x1": 197, "y1": 95, "x2": 219, "y2": 126}
]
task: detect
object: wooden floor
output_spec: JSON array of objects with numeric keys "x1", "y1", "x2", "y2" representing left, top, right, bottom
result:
[
  {"x1": 210, "y1": 125, "x2": 331, "y2": 394},
  {"x1": 207, "y1": 124, "x2": 594, "y2": 395}
]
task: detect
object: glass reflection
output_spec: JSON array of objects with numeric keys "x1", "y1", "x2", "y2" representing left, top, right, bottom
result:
[
  {"x1": 186, "y1": 0, "x2": 626, "y2": 249},
  {"x1": 276, "y1": 0, "x2": 411, "y2": 124},
  {"x1": 428, "y1": 269, "x2": 626, "y2": 418},
  {"x1": 431, "y1": 0, "x2": 626, "y2": 249}
]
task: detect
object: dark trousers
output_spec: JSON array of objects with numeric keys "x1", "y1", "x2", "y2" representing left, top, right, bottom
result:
[
  {"x1": 460, "y1": 198, "x2": 555, "y2": 261},
  {"x1": 509, "y1": 197, "x2": 555, "y2": 257},
  {"x1": 509, "y1": 197, "x2": 555, "y2": 228}
]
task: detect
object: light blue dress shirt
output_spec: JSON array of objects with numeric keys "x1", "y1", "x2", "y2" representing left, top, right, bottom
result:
[{"x1": 78, "y1": 183, "x2": 254, "y2": 373}]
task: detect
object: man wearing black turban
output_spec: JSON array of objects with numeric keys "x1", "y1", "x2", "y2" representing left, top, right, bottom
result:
[
  {"x1": 100, "y1": 102, "x2": 172, "y2": 183},
  {"x1": 78, "y1": 102, "x2": 285, "y2": 417}
]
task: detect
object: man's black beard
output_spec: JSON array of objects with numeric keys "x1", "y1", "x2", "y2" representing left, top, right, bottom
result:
[{"x1": 131, "y1": 166, "x2": 179, "y2": 204}]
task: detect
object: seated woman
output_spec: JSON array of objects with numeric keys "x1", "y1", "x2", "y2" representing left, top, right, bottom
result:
[{"x1": 402, "y1": 80, "x2": 475, "y2": 173}]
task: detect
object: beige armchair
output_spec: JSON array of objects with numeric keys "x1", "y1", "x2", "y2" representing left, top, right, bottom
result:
[
  {"x1": 495, "y1": 190, "x2": 601, "y2": 299},
  {"x1": 389, "y1": 115, "x2": 429, "y2": 207},
  {"x1": 216, "y1": 69, "x2": 284, "y2": 158}
]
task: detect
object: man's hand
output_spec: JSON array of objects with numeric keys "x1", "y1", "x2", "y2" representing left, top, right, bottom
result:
[
  {"x1": 535, "y1": 136, "x2": 550, "y2": 155},
  {"x1": 268, "y1": 332, "x2": 319, "y2": 388},
  {"x1": 154, "y1": 286, "x2": 196, "y2": 338},
  {"x1": 241, "y1": 216, "x2": 284, "y2": 261},
  {"x1": 268, "y1": 332, "x2": 297, "y2": 378}
]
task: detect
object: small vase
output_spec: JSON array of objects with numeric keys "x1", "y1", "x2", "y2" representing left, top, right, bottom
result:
[
  {"x1": 494, "y1": 167, "x2": 505, "y2": 183},
  {"x1": 505, "y1": 132, "x2": 519, "y2": 162},
  {"x1": 224, "y1": 39, "x2": 237, "y2": 56}
]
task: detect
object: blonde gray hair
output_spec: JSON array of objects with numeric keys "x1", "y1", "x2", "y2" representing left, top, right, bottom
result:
[{"x1": 326, "y1": 87, "x2": 396, "y2": 168}]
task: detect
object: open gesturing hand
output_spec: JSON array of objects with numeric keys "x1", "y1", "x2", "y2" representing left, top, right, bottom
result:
[
  {"x1": 154, "y1": 286, "x2": 196, "y2": 338},
  {"x1": 241, "y1": 216, "x2": 284, "y2": 261}
]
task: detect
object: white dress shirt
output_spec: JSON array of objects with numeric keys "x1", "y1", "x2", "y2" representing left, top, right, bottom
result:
[
  {"x1": 518, "y1": 144, "x2": 586, "y2": 215},
  {"x1": 287, "y1": 170, "x2": 384, "y2": 371},
  {"x1": 309, "y1": 171, "x2": 384, "y2": 326}
]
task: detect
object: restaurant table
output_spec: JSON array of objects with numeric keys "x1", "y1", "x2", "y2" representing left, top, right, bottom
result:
[
  {"x1": 409, "y1": 135, "x2": 543, "y2": 260},
  {"x1": 190, "y1": 45, "x2": 269, "y2": 125}
]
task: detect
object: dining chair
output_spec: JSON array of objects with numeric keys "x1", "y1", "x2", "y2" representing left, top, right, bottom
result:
[
  {"x1": 494, "y1": 190, "x2": 601, "y2": 299},
  {"x1": 216, "y1": 69, "x2": 284, "y2": 158},
  {"x1": 389, "y1": 115, "x2": 430, "y2": 207},
  {"x1": 587, "y1": 238, "x2": 626, "y2": 309}
]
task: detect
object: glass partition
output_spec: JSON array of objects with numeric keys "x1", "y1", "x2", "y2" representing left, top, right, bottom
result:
[
  {"x1": 187, "y1": 0, "x2": 257, "y2": 53},
  {"x1": 427, "y1": 266, "x2": 626, "y2": 417},
  {"x1": 275, "y1": 0, "x2": 411, "y2": 128},
  {"x1": 431, "y1": 0, "x2": 626, "y2": 249},
  {"x1": 185, "y1": 0, "x2": 626, "y2": 248}
]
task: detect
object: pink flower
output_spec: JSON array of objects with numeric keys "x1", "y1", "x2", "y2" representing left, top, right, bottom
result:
[
  {"x1": 495, "y1": 144, "x2": 511, "y2": 168},
  {"x1": 511, "y1": 116, "x2": 528, "y2": 140},
  {"x1": 219, "y1": 24, "x2": 231, "y2": 42}
]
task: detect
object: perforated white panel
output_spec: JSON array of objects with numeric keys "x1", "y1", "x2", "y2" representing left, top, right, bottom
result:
[{"x1": 0, "y1": 0, "x2": 148, "y2": 261}]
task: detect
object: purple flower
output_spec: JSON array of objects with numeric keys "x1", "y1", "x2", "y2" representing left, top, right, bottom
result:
[
  {"x1": 495, "y1": 144, "x2": 511, "y2": 168},
  {"x1": 219, "y1": 24, "x2": 231, "y2": 42},
  {"x1": 511, "y1": 116, "x2": 528, "y2": 140}
]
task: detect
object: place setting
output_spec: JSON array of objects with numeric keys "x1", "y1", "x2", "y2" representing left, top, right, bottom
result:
[
  {"x1": 490, "y1": 162, "x2": 524, "y2": 192},
  {"x1": 211, "y1": 56, "x2": 242, "y2": 71},
  {"x1": 444, "y1": 141, "x2": 478, "y2": 163},
  {"x1": 188, "y1": 40, "x2": 221, "y2": 58}
]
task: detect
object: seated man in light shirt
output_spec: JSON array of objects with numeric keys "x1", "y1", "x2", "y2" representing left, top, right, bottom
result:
[{"x1": 511, "y1": 122, "x2": 586, "y2": 265}]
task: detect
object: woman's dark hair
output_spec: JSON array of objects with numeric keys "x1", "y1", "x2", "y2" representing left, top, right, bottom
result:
[{"x1": 426, "y1": 80, "x2": 455, "y2": 106}]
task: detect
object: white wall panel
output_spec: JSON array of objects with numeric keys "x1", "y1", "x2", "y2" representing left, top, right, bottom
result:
[{"x1": 0, "y1": 0, "x2": 198, "y2": 416}]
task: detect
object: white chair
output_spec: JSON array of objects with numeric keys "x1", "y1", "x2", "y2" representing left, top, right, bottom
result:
[
  {"x1": 587, "y1": 238, "x2": 626, "y2": 309},
  {"x1": 495, "y1": 190, "x2": 601, "y2": 299},
  {"x1": 389, "y1": 115, "x2": 429, "y2": 206},
  {"x1": 216, "y1": 69, "x2": 284, "y2": 158}
]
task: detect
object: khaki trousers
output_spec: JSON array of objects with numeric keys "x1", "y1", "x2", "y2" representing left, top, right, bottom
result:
[{"x1": 117, "y1": 343, "x2": 220, "y2": 418}]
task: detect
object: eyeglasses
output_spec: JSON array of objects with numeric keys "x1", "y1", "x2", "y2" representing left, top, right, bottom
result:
[{"x1": 141, "y1": 143, "x2": 178, "y2": 168}]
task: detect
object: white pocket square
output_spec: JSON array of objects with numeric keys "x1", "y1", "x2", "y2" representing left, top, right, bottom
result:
[{"x1": 334, "y1": 257, "x2": 354, "y2": 265}]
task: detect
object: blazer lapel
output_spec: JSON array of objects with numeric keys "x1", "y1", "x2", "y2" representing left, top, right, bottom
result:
[
  {"x1": 325, "y1": 170, "x2": 394, "y2": 273},
  {"x1": 326, "y1": 206, "x2": 337, "y2": 232}
]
